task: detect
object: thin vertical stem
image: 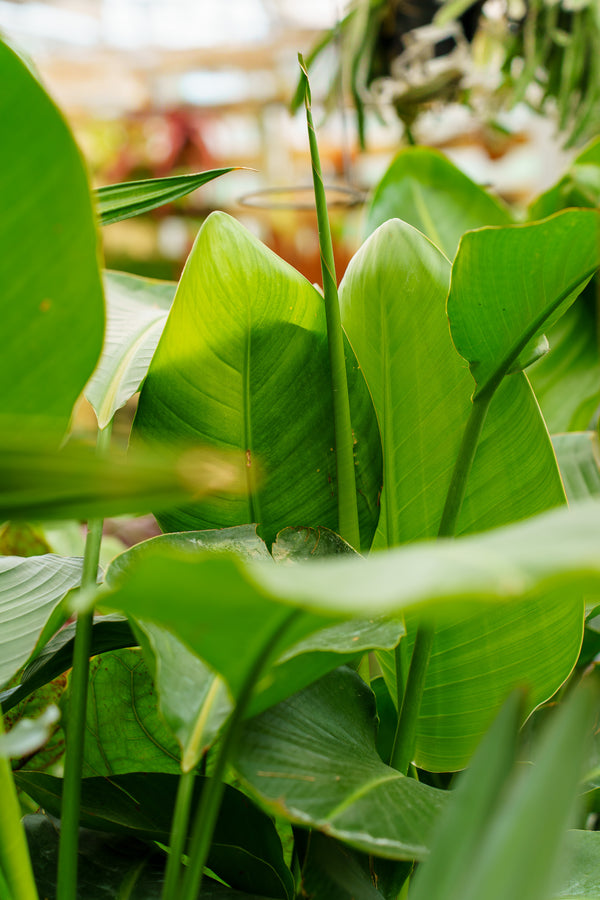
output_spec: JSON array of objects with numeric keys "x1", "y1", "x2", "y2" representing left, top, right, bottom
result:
[
  {"x1": 298, "y1": 54, "x2": 361, "y2": 551},
  {"x1": 0, "y1": 706, "x2": 38, "y2": 900},
  {"x1": 162, "y1": 769, "x2": 196, "y2": 900},
  {"x1": 180, "y1": 610, "x2": 301, "y2": 900},
  {"x1": 57, "y1": 422, "x2": 112, "y2": 900}
]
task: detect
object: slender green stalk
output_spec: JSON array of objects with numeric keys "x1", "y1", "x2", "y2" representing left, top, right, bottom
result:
[
  {"x1": 0, "y1": 706, "x2": 38, "y2": 900},
  {"x1": 391, "y1": 392, "x2": 493, "y2": 773},
  {"x1": 162, "y1": 769, "x2": 196, "y2": 900},
  {"x1": 298, "y1": 54, "x2": 361, "y2": 551},
  {"x1": 57, "y1": 422, "x2": 112, "y2": 900},
  {"x1": 181, "y1": 610, "x2": 301, "y2": 900}
]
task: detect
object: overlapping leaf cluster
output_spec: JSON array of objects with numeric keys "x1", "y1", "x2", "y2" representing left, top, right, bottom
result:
[{"x1": 3, "y1": 35, "x2": 600, "y2": 900}]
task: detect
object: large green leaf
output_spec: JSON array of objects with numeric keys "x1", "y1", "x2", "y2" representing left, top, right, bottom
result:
[
  {"x1": 448, "y1": 210, "x2": 600, "y2": 399},
  {"x1": 0, "y1": 555, "x2": 84, "y2": 689},
  {"x1": 339, "y1": 219, "x2": 565, "y2": 547},
  {"x1": 0, "y1": 40, "x2": 104, "y2": 434},
  {"x1": 132, "y1": 211, "x2": 382, "y2": 549},
  {"x1": 76, "y1": 648, "x2": 181, "y2": 776},
  {"x1": 339, "y1": 219, "x2": 571, "y2": 767},
  {"x1": 364, "y1": 146, "x2": 513, "y2": 259},
  {"x1": 85, "y1": 271, "x2": 175, "y2": 428},
  {"x1": 108, "y1": 525, "x2": 402, "y2": 765},
  {"x1": 235, "y1": 667, "x2": 446, "y2": 860},
  {"x1": 95, "y1": 168, "x2": 236, "y2": 225},
  {"x1": 18, "y1": 775, "x2": 293, "y2": 899},
  {"x1": 554, "y1": 830, "x2": 600, "y2": 898}
]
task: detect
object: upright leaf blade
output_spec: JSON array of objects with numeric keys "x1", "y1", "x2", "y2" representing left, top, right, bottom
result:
[
  {"x1": 133, "y1": 211, "x2": 382, "y2": 549},
  {"x1": 0, "y1": 40, "x2": 104, "y2": 433},
  {"x1": 365, "y1": 146, "x2": 513, "y2": 259}
]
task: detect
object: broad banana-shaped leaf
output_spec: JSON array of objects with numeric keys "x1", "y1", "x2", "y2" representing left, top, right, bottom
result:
[
  {"x1": 132, "y1": 211, "x2": 382, "y2": 549},
  {"x1": 0, "y1": 40, "x2": 104, "y2": 434},
  {"x1": 95, "y1": 168, "x2": 236, "y2": 226},
  {"x1": 97, "y1": 502, "x2": 600, "y2": 773},
  {"x1": 108, "y1": 525, "x2": 402, "y2": 767},
  {"x1": 448, "y1": 210, "x2": 600, "y2": 399},
  {"x1": 0, "y1": 555, "x2": 85, "y2": 688},
  {"x1": 235, "y1": 667, "x2": 446, "y2": 860},
  {"x1": 365, "y1": 146, "x2": 513, "y2": 259},
  {"x1": 85, "y1": 271, "x2": 175, "y2": 427}
]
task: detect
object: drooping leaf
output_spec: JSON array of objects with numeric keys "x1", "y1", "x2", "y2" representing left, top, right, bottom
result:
[
  {"x1": 0, "y1": 437, "x2": 245, "y2": 522},
  {"x1": 0, "y1": 616, "x2": 135, "y2": 714},
  {"x1": 108, "y1": 526, "x2": 402, "y2": 757},
  {"x1": 95, "y1": 168, "x2": 236, "y2": 226},
  {"x1": 74, "y1": 648, "x2": 181, "y2": 776},
  {"x1": 553, "y1": 432, "x2": 600, "y2": 502},
  {"x1": 448, "y1": 210, "x2": 600, "y2": 399},
  {"x1": 0, "y1": 40, "x2": 104, "y2": 435},
  {"x1": 19, "y1": 775, "x2": 294, "y2": 899},
  {"x1": 133, "y1": 211, "x2": 382, "y2": 549},
  {"x1": 0, "y1": 555, "x2": 85, "y2": 689},
  {"x1": 85, "y1": 270, "x2": 175, "y2": 428},
  {"x1": 235, "y1": 667, "x2": 446, "y2": 859},
  {"x1": 364, "y1": 146, "x2": 513, "y2": 259}
]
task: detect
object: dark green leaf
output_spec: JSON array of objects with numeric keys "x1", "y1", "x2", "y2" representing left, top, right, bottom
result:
[{"x1": 235, "y1": 668, "x2": 446, "y2": 860}]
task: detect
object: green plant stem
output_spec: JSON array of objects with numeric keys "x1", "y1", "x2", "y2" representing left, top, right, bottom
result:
[
  {"x1": 162, "y1": 769, "x2": 196, "y2": 900},
  {"x1": 0, "y1": 706, "x2": 38, "y2": 900},
  {"x1": 180, "y1": 610, "x2": 301, "y2": 900},
  {"x1": 299, "y1": 54, "x2": 361, "y2": 551},
  {"x1": 391, "y1": 392, "x2": 493, "y2": 774},
  {"x1": 57, "y1": 423, "x2": 112, "y2": 900}
]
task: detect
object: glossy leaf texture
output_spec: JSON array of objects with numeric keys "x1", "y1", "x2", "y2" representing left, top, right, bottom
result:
[
  {"x1": 108, "y1": 525, "x2": 402, "y2": 764},
  {"x1": 0, "y1": 40, "x2": 104, "y2": 434},
  {"x1": 133, "y1": 211, "x2": 382, "y2": 549},
  {"x1": 95, "y1": 167, "x2": 236, "y2": 225},
  {"x1": 0, "y1": 437, "x2": 245, "y2": 522},
  {"x1": 553, "y1": 432, "x2": 600, "y2": 503},
  {"x1": 364, "y1": 146, "x2": 513, "y2": 259},
  {"x1": 23, "y1": 813, "x2": 274, "y2": 899},
  {"x1": 410, "y1": 687, "x2": 594, "y2": 900},
  {"x1": 18, "y1": 775, "x2": 293, "y2": 899},
  {"x1": 85, "y1": 271, "x2": 174, "y2": 428},
  {"x1": 0, "y1": 555, "x2": 85, "y2": 688},
  {"x1": 448, "y1": 210, "x2": 600, "y2": 398},
  {"x1": 235, "y1": 667, "x2": 446, "y2": 860}
]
